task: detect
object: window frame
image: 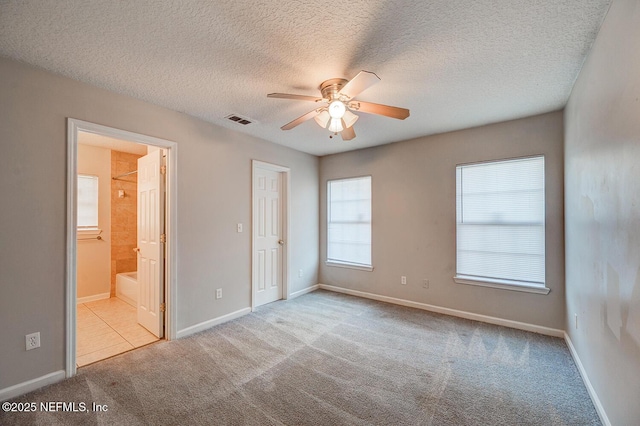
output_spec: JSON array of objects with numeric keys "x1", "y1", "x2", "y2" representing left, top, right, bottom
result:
[
  {"x1": 325, "y1": 175, "x2": 373, "y2": 271},
  {"x1": 453, "y1": 155, "x2": 549, "y2": 294}
]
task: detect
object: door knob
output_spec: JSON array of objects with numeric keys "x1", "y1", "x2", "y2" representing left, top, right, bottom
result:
[
  {"x1": 133, "y1": 247, "x2": 140, "y2": 253},
  {"x1": 278, "y1": 240, "x2": 285, "y2": 245}
]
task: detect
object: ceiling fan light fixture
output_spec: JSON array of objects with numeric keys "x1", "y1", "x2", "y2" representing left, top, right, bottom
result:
[
  {"x1": 328, "y1": 100, "x2": 346, "y2": 119},
  {"x1": 342, "y1": 110, "x2": 359, "y2": 128},
  {"x1": 328, "y1": 117, "x2": 344, "y2": 133},
  {"x1": 314, "y1": 110, "x2": 330, "y2": 128}
]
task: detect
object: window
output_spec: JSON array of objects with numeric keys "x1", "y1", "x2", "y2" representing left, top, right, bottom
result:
[
  {"x1": 455, "y1": 156, "x2": 548, "y2": 294},
  {"x1": 327, "y1": 176, "x2": 372, "y2": 270},
  {"x1": 77, "y1": 174, "x2": 99, "y2": 229}
]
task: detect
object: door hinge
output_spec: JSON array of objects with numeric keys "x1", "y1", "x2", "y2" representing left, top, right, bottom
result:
[
  {"x1": 160, "y1": 165, "x2": 166, "y2": 175},
  {"x1": 160, "y1": 303, "x2": 166, "y2": 313},
  {"x1": 160, "y1": 233, "x2": 166, "y2": 243}
]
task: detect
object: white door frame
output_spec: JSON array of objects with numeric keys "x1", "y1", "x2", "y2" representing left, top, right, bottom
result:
[
  {"x1": 251, "y1": 160, "x2": 290, "y2": 310},
  {"x1": 65, "y1": 118, "x2": 178, "y2": 378}
]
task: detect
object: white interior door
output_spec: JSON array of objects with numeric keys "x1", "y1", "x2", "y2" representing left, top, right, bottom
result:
[
  {"x1": 137, "y1": 149, "x2": 164, "y2": 337},
  {"x1": 253, "y1": 167, "x2": 284, "y2": 307}
]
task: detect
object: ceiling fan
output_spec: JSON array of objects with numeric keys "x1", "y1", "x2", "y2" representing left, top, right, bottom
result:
[{"x1": 267, "y1": 71, "x2": 410, "y2": 141}]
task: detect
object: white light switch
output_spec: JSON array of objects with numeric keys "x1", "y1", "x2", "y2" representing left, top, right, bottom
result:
[{"x1": 237, "y1": 223, "x2": 243, "y2": 233}]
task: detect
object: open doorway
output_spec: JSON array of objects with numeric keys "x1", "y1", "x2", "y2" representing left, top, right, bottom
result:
[{"x1": 66, "y1": 119, "x2": 177, "y2": 377}]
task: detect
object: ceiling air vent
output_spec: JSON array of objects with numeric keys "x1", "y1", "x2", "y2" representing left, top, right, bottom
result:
[{"x1": 225, "y1": 114, "x2": 254, "y2": 125}]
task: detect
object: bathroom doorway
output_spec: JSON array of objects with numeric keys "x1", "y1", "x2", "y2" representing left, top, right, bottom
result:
[{"x1": 66, "y1": 119, "x2": 177, "y2": 376}]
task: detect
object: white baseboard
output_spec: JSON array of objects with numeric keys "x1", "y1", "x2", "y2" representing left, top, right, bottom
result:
[
  {"x1": 318, "y1": 284, "x2": 564, "y2": 337},
  {"x1": 176, "y1": 307, "x2": 252, "y2": 339},
  {"x1": 0, "y1": 370, "x2": 65, "y2": 402},
  {"x1": 289, "y1": 284, "x2": 319, "y2": 299},
  {"x1": 76, "y1": 292, "x2": 110, "y2": 304},
  {"x1": 564, "y1": 332, "x2": 611, "y2": 426}
]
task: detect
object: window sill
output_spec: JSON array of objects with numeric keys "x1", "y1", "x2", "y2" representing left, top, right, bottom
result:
[
  {"x1": 325, "y1": 260, "x2": 373, "y2": 272},
  {"x1": 453, "y1": 275, "x2": 550, "y2": 294}
]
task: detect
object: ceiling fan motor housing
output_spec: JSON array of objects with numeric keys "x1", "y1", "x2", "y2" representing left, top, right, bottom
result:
[{"x1": 320, "y1": 78, "x2": 348, "y2": 101}]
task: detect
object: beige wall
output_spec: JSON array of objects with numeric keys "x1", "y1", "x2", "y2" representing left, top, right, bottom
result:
[
  {"x1": 110, "y1": 150, "x2": 142, "y2": 296},
  {"x1": 320, "y1": 111, "x2": 565, "y2": 329},
  {"x1": 564, "y1": 0, "x2": 640, "y2": 423},
  {"x1": 76, "y1": 144, "x2": 111, "y2": 299},
  {"x1": 0, "y1": 57, "x2": 319, "y2": 390}
]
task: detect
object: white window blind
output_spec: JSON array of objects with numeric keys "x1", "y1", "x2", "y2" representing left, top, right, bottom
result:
[
  {"x1": 77, "y1": 175, "x2": 99, "y2": 229},
  {"x1": 327, "y1": 176, "x2": 372, "y2": 267},
  {"x1": 455, "y1": 156, "x2": 545, "y2": 288}
]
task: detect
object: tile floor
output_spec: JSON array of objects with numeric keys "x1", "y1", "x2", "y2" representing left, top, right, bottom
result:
[{"x1": 77, "y1": 297, "x2": 159, "y2": 367}]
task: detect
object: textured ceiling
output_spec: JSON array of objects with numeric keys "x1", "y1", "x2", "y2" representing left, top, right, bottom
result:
[{"x1": 0, "y1": 0, "x2": 611, "y2": 156}]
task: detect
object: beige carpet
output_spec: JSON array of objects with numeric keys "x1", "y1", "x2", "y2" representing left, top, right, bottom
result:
[{"x1": 1, "y1": 290, "x2": 599, "y2": 425}]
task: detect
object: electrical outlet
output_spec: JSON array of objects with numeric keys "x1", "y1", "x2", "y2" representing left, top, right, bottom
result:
[
  {"x1": 216, "y1": 289, "x2": 222, "y2": 299},
  {"x1": 298, "y1": 269, "x2": 303, "y2": 278},
  {"x1": 401, "y1": 276, "x2": 407, "y2": 285},
  {"x1": 423, "y1": 279, "x2": 429, "y2": 289},
  {"x1": 26, "y1": 332, "x2": 40, "y2": 350}
]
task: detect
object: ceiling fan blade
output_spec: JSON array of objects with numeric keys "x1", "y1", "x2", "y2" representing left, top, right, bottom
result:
[
  {"x1": 281, "y1": 109, "x2": 320, "y2": 130},
  {"x1": 267, "y1": 93, "x2": 323, "y2": 102},
  {"x1": 350, "y1": 101, "x2": 410, "y2": 120},
  {"x1": 339, "y1": 71, "x2": 380, "y2": 99},
  {"x1": 341, "y1": 125, "x2": 356, "y2": 141}
]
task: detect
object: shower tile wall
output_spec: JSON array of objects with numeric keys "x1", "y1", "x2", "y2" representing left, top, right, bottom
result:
[{"x1": 110, "y1": 150, "x2": 142, "y2": 297}]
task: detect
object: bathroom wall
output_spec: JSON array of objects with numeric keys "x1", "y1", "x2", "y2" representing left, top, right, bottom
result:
[
  {"x1": 76, "y1": 144, "x2": 111, "y2": 299},
  {"x1": 110, "y1": 150, "x2": 142, "y2": 296}
]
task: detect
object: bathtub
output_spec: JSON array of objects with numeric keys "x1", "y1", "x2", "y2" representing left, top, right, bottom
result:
[{"x1": 116, "y1": 271, "x2": 137, "y2": 307}]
